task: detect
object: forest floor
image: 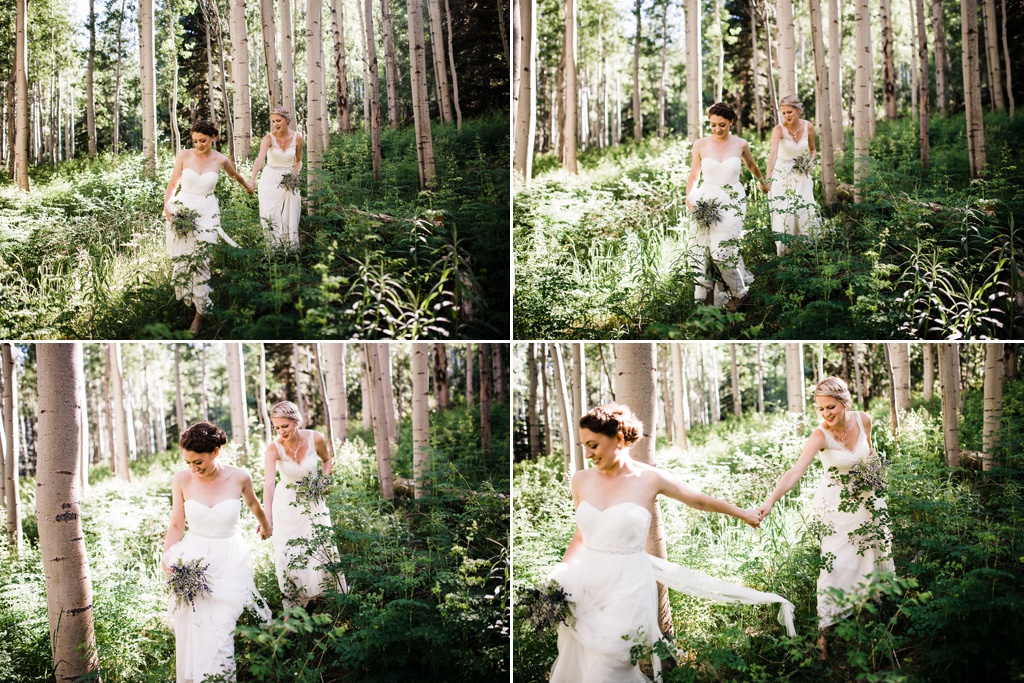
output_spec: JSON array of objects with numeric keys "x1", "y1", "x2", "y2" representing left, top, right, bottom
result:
[
  {"x1": 0, "y1": 403, "x2": 510, "y2": 683},
  {"x1": 0, "y1": 115, "x2": 509, "y2": 340},
  {"x1": 514, "y1": 112, "x2": 1024, "y2": 340},
  {"x1": 513, "y1": 384, "x2": 1024, "y2": 682}
]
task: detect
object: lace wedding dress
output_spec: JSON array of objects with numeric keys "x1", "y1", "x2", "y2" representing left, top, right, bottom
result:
[
  {"x1": 549, "y1": 500, "x2": 795, "y2": 683},
  {"x1": 769, "y1": 121, "x2": 818, "y2": 255},
  {"x1": 813, "y1": 411, "x2": 895, "y2": 628},
  {"x1": 165, "y1": 498, "x2": 270, "y2": 683},
  {"x1": 257, "y1": 139, "x2": 301, "y2": 247}
]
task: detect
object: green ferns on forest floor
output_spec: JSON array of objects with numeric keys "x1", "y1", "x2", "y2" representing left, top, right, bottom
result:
[
  {"x1": 0, "y1": 402, "x2": 510, "y2": 683},
  {"x1": 514, "y1": 112, "x2": 1024, "y2": 340},
  {"x1": 513, "y1": 389, "x2": 1024, "y2": 682},
  {"x1": 0, "y1": 115, "x2": 509, "y2": 340}
]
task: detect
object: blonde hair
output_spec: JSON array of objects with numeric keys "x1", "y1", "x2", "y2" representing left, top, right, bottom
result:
[
  {"x1": 270, "y1": 106, "x2": 293, "y2": 123},
  {"x1": 779, "y1": 95, "x2": 803, "y2": 113},
  {"x1": 270, "y1": 400, "x2": 304, "y2": 427},
  {"x1": 814, "y1": 377, "x2": 852, "y2": 408}
]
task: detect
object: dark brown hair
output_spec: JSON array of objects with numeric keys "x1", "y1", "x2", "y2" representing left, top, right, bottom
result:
[
  {"x1": 707, "y1": 102, "x2": 737, "y2": 123},
  {"x1": 180, "y1": 421, "x2": 228, "y2": 453},
  {"x1": 579, "y1": 403, "x2": 644, "y2": 445},
  {"x1": 190, "y1": 120, "x2": 219, "y2": 139}
]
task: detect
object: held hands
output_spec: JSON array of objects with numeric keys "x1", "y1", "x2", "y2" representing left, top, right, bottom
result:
[
  {"x1": 738, "y1": 508, "x2": 761, "y2": 529},
  {"x1": 256, "y1": 522, "x2": 272, "y2": 540},
  {"x1": 755, "y1": 501, "x2": 774, "y2": 522},
  {"x1": 758, "y1": 179, "x2": 771, "y2": 193}
]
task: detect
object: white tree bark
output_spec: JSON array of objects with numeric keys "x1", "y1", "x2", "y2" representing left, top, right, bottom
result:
[
  {"x1": 324, "y1": 343, "x2": 349, "y2": 443},
  {"x1": 364, "y1": 0, "x2": 383, "y2": 178},
  {"x1": 932, "y1": 0, "x2": 947, "y2": 115},
  {"x1": 408, "y1": 0, "x2": 437, "y2": 187},
  {"x1": 889, "y1": 343, "x2": 911, "y2": 413},
  {"x1": 365, "y1": 344, "x2": 394, "y2": 500},
  {"x1": 809, "y1": 0, "x2": 836, "y2": 203},
  {"x1": 313, "y1": 343, "x2": 336, "y2": 456},
  {"x1": 982, "y1": 343, "x2": 1003, "y2": 471},
  {"x1": 777, "y1": 0, "x2": 797, "y2": 96},
  {"x1": 916, "y1": 0, "x2": 929, "y2": 169},
  {"x1": 671, "y1": 344, "x2": 688, "y2": 448},
  {"x1": 730, "y1": 344, "x2": 742, "y2": 418},
  {"x1": 281, "y1": 0, "x2": 297, "y2": 116},
  {"x1": 686, "y1": 0, "x2": 702, "y2": 139},
  {"x1": 466, "y1": 343, "x2": 475, "y2": 409},
  {"x1": 550, "y1": 343, "x2": 575, "y2": 474},
  {"x1": 527, "y1": 343, "x2": 540, "y2": 457},
  {"x1": 140, "y1": 0, "x2": 158, "y2": 173},
  {"x1": 512, "y1": 0, "x2": 536, "y2": 180},
  {"x1": 226, "y1": 344, "x2": 249, "y2": 462},
  {"x1": 331, "y1": 0, "x2": 349, "y2": 131},
  {"x1": 426, "y1": 0, "x2": 454, "y2": 122},
  {"x1": 443, "y1": 0, "x2": 462, "y2": 128},
  {"x1": 306, "y1": 0, "x2": 325, "y2": 197},
  {"x1": 14, "y1": 0, "x2": 29, "y2": 190},
  {"x1": 962, "y1": 0, "x2": 987, "y2": 177},
  {"x1": 564, "y1": 0, "x2": 579, "y2": 168},
  {"x1": 108, "y1": 344, "x2": 131, "y2": 481},
  {"x1": 412, "y1": 344, "x2": 430, "y2": 497},
  {"x1": 981, "y1": 0, "x2": 1005, "y2": 110},
  {"x1": 3, "y1": 344, "x2": 22, "y2": 556},
  {"x1": 923, "y1": 343, "x2": 935, "y2": 401},
  {"x1": 260, "y1": 0, "x2": 281, "y2": 107},
  {"x1": 828, "y1": 0, "x2": 843, "y2": 151},
  {"x1": 785, "y1": 343, "x2": 805, "y2": 414},
  {"x1": 380, "y1": 0, "x2": 399, "y2": 126},
  {"x1": 571, "y1": 343, "x2": 585, "y2": 471},
  {"x1": 853, "y1": 0, "x2": 872, "y2": 196},
  {"x1": 380, "y1": 344, "x2": 398, "y2": 446},
  {"x1": 938, "y1": 343, "x2": 961, "y2": 467},
  {"x1": 87, "y1": 0, "x2": 97, "y2": 154},
  {"x1": 1000, "y1": 0, "x2": 1015, "y2": 117},
  {"x1": 879, "y1": 0, "x2": 896, "y2": 119}
]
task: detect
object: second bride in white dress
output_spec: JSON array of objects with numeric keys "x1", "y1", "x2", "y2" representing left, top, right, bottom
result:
[
  {"x1": 249, "y1": 107, "x2": 303, "y2": 248},
  {"x1": 765, "y1": 95, "x2": 820, "y2": 256}
]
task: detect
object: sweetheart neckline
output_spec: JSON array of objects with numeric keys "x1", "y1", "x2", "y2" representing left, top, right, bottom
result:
[
  {"x1": 185, "y1": 497, "x2": 240, "y2": 509},
  {"x1": 580, "y1": 500, "x2": 651, "y2": 516},
  {"x1": 702, "y1": 156, "x2": 741, "y2": 165},
  {"x1": 183, "y1": 168, "x2": 218, "y2": 177}
]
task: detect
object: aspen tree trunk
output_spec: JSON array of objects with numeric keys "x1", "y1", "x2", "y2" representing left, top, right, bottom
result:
[
  {"x1": 167, "y1": 0, "x2": 182, "y2": 155},
  {"x1": 433, "y1": 344, "x2": 450, "y2": 409},
  {"x1": 828, "y1": 0, "x2": 843, "y2": 151},
  {"x1": 923, "y1": 344, "x2": 935, "y2": 401},
  {"x1": 480, "y1": 344, "x2": 493, "y2": 461},
  {"x1": 658, "y1": 7, "x2": 667, "y2": 139},
  {"x1": 982, "y1": 343, "x2": 1003, "y2": 471},
  {"x1": 152, "y1": 355, "x2": 168, "y2": 452},
  {"x1": 888, "y1": 343, "x2": 911, "y2": 412},
  {"x1": 226, "y1": 344, "x2": 249, "y2": 462},
  {"x1": 87, "y1": 0, "x2": 97, "y2": 154},
  {"x1": 777, "y1": 0, "x2": 796, "y2": 96},
  {"x1": 938, "y1": 343, "x2": 961, "y2": 467},
  {"x1": 14, "y1": 0, "x2": 29, "y2": 190},
  {"x1": 312, "y1": 344, "x2": 336, "y2": 456},
  {"x1": 962, "y1": 0, "x2": 986, "y2": 177},
  {"x1": 981, "y1": 0, "x2": 1005, "y2": 110},
  {"x1": 513, "y1": 0, "x2": 536, "y2": 179},
  {"x1": 542, "y1": 344, "x2": 553, "y2": 457},
  {"x1": 613, "y1": 343, "x2": 672, "y2": 638},
  {"x1": 408, "y1": 0, "x2": 437, "y2": 188},
  {"x1": 140, "y1": 0, "x2": 158, "y2": 173},
  {"x1": 660, "y1": 345, "x2": 672, "y2": 442},
  {"x1": 527, "y1": 344, "x2": 540, "y2": 458},
  {"x1": 494, "y1": 345, "x2": 507, "y2": 404},
  {"x1": 809, "y1": 0, "x2": 836, "y2": 204},
  {"x1": 113, "y1": 0, "x2": 126, "y2": 153},
  {"x1": 3, "y1": 344, "x2": 22, "y2": 556},
  {"x1": 883, "y1": 343, "x2": 901, "y2": 437},
  {"x1": 916, "y1": 0, "x2": 930, "y2": 169},
  {"x1": 932, "y1": 0, "x2": 947, "y2": 115},
  {"x1": 324, "y1": 343, "x2": 349, "y2": 443},
  {"x1": 331, "y1": 0, "x2": 349, "y2": 131},
  {"x1": 853, "y1": 0, "x2": 871, "y2": 196},
  {"x1": 713, "y1": 0, "x2": 724, "y2": 102},
  {"x1": 306, "y1": 0, "x2": 326, "y2": 198},
  {"x1": 173, "y1": 345, "x2": 186, "y2": 440},
  {"x1": 358, "y1": 0, "x2": 371, "y2": 127},
  {"x1": 785, "y1": 343, "x2": 805, "y2": 414},
  {"x1": 880, "y1": 0, "x2": 896, "y2": 118},
  {"x1": 203, "y1": 3, "x2": 219, "y2": 124},
  {"x1": 563, "y1": 0, "x2": 579, "y2": 170},
  {"x1": 750, "y1": 3, "x2": 763, "y2": 138},
  {"x1": 550, "y1": 343, "x2": 574, "y2": 473},
  {"x1": 671, "y1": 345, "x2": 688, "y2": 448},
  {"x1": 761, "y1": 1, "x2": 779, "y2": 122},
  {"x1": 426, "y1": 0, "x2": 454, "y2": 122},
  {"x1": 380, "y1": 0, "x2": 399, "y2": 126},
  {"x1": 201, "y1": 344, "x2": 211, "y2": 421},
  {"x1": 359, "y1": 347, "x2": 373, "y2": 431},
  {"x1": 281, "y1": 0, "x2": 296, "y2": 115},
  {"x1": 466, "y1": 343, "x2": 475, "y2": 409},
  {"x1": 631, "y1": 0, "x2": 641, "y2": 140},
  {"x1": 364, "y1": 0, "x2": 383, "y2": 178},
  {"x1": 571, "y1": 344, "x2": 585, "y2": 470},
  {"x1": 260, "y1": 0, "x2": 281, "y2": 107},
  {"x1": 730, "y1": 344, "x2": 742, "y2": 418},
  {"x1": 710, "y1": 345, "x2": 722, "y2": 424},
  {"x1": 756, "y1": 343, "x2": 765, "y2": 413},
  {"x1": 443, "y1": 0, "x2": 462, "y2": 128},
  {"x1": 258, "y1": 344, "x2": 272, "y2": 443},
  {"x1": 0, "y1": 355, "x2": 8, "y2": 524},
  {"x1": 107, "y1": 344, "x2": 131, "y2": 482},
  {"x1": 364, "y1": 345, "x2": 394, "y2": 499},
  {"x1": 380, "y1": 344, "x2": 398, "y2": 445},
  {"x1": 208, "y1": 0, "x2": 235, "y2": 160},
  {"x1": 37, "y1": 345, "x2": 99, "y2": 682},
  {"x1": 686, "y1": 0, "x2": 702, "y2": 138},
  {"x1": 1001, "y1": 0, "x2": 1014, "y2": 117},
  {"x1": 78, "y1": 350, "x2": 92, "y2": 491},
  {"x1": 853, "y1": 343, "x2": 865, "y2": 407},
  {"x1": 412, "y1": 344, "x2": 429, "y2": 497}
]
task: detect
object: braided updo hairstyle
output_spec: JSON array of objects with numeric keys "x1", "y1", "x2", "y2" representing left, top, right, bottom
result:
[
  {"x1": 180, "y1": 421, "x2": 228, "y2": 453},
  {"x1": 578, "y1": 403, "x2": 644, "y2": 445}
]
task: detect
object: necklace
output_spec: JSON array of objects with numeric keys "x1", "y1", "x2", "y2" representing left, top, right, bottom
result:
[
  {"x1": 281, "y1": 434, "x2": 302, "y2": 462},
  {"x1": 827, "y1": 419, "x2": 848, "y2": 444}
]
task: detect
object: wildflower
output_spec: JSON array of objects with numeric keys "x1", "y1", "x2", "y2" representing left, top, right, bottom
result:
[
  {"x1": 168, "y1": 557, "x2": 212, "y2": 612},
  {"x1": 791, "y1": 154, "x2": 816, "y2": 176},
  {"x1": 170, "y1": 207, "x2": 201, "y2": 239},
  {"x1": 294, "y1": 472, "x2": 331, "y2": 505},
  {"x1": 691, "y1": 198, "x2": 723, "y2": 232},
  {"x1": 515, "y1": 580, "x2": 573, "y2": 631},
  {"x1": 279, "y1": 172, "x2": 302, "y2": 194}
]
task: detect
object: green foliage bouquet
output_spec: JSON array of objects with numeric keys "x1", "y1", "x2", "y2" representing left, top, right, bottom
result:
[
  {"x1": 279, "y1": 172, "x2": 302, "y2": 194},
  {"x1": 691, "y1": 198, "x2": 723, "y2": 232},
  {"x1": 294, "y1": 471, "x2": 331, "y2": 505},
  {"x1": 515, "y1": 579, "x2": 573, "y2": 632},
  {"x1": 848, "y1": 451, "x2": 890, "y2": 495},
  {"x1": 791, "y1": 153, "x2": 816, "y2": 176},
  {"x1": 170, "y1": 207, "x2": 201, "y2": 239},
  {"x1": 167, "y1": 557, "x2": 212, "y2": 612}
]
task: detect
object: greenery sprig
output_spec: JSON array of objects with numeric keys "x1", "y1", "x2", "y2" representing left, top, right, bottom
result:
[
  {"x1": 279, "y1": 172, "x2": 302, "y2": 194},
  {"x1": 691, "y1": 198, "x2": 723, "y2": 232},
  {"x1": 294, "y1": 472, "x2": 331, "y2": 505},
  {"x1": 514, "y1": 580, "x2": 573, "y2": 632},
  {"x1": 170, "y1": 207, "x2": 201, "y2": 239},
  {"x1": 791, "y1": 153, "x2": 816, "y2": 176},
  {"x1": 167, "y1": 557, "x2": 212, "y2": 612}
]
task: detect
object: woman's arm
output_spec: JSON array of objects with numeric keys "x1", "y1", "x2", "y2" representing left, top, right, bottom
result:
[
  {"x1": 221, "y1": 154, "x2": 254, "y2": 194},
  {"x1": 313, "y1": 430, "x2": 332, "y2": 477},
  {"x1": 249, "y1": 135, "x2": 270, "y2": 186},
  {"x1": 241, "y1": 469, "x2": 272, "y2": 539},
  {"x1": 806, "y1": 120, "x2": 817, "y2": 161},
  {"x1": 765, "y1": 125, "x2": 782, "y2": 183},
  {"x1": 162, "y1": 473, "x2": 187, "y2": 572},
  {"x1": 741, "y1": 140, "x2": 771, "y2": 194},
  {"x1": 756, "y1": 429, "x2": 826, "y2": 519},
  {"x1": 658, "y1": 470, "x2": 761, "y2": 528},
  {"x1": 560, "y1": 471, "x2": 587, "y2": 563},
  {"x1": 685, "y1": 142, "x2": 703, "y2": 211},
  {"x1": 261, "y1": 443, "x2": 277, "y2": 524},
  {"x1": 293, "y1": 134, "x2": 304, "y2": 174},
  {"x1": 163, "y1": 152, "x2": 185, "y2": 220},
  {"x1": 862, "y1": 412, "x2": 875, "y2": 456}
]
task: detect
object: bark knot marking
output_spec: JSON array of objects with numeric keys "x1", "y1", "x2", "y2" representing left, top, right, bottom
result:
[{"x1": 55, "y1": 511, "x2": 78, "y2": 522}]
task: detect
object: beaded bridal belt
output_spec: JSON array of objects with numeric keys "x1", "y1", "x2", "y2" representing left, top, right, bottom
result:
[{"x1": 585, "y1": 544, "x2": 644, "y2": 555}]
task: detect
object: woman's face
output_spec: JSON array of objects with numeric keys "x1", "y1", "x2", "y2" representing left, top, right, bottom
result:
[
  {"x1": 814, "y1": 395, "x2": 847, "y2": 428},
  {"x1": 579, "y1": 427, "x2": 625, "y2": 469},
  {"x1": 780, "y1": 105, "x2": 800, "y2": 125},
  {"x1": 183, "y1": 448, "x2": 220, "y2": 478},
  {"x1": 708, "y1": 114, "x2": 732, "y2": 139},
  {"x1": 191, "y1": 132, "x2": 214, "y2": 153},
  {"x1": 270, "y1": 114, "x2": 288, "y2": 132},
  {"x1": 273, "y1": 416, "x2": 298, "y2": 441}
]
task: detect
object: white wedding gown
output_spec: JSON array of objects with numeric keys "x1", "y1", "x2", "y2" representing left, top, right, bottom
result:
[
  {"x1": 769, "y1": 122, "x2": 818, "y2": 255},
  {"x1": 549, "y1": 501, "x2": 795, "y2": 683},
  {"x1": 166, "y1": 168, "x2": 238, "y2": 313},
  {"x1": 258, "y1": 140, "x2": 301, "y2": 247},
  {"x1": 813, "y1": 411, "x2": 895, "y2": 628},
  {"x1": 272, "y1": 433, "x2": 347, "y2": 605},
  {"x1": 165, "y1": 498, "x2": 270, "y2": 683},
  {"x1": 688, "y1": 156, "x2": 755, "y2": 307}
]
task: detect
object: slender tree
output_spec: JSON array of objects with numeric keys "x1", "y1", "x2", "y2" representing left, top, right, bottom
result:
[
  {"x1": 915, "y1": 0, "x2": 929, "y2": 169},
  {"x1": 306, "y1": 0, "x2": 326, "y2": 196},
  {"x1": 324, "y1": 343, "x2": 349, "y2": 444},
  {"x1": 412, "y1": 344, "x2": 430, "y2": 497},
  {"x1": 139, "y1": 0, "x2": 157, "y2": 172},
  {"x1": 380, "y1": 0, "x2": 400, "y2": 126},
  {"x1": 982, "y1": 344, "x2": 1004, "y2": 471},
  {"x1": 480, "y1": 344, "x2": 493, "y2": 460},
  {"x1": 671, "y1": 344, "x2": 688, "y2": 449},
  {"x1": 852, "y1": 0, "x2": 871, "y2": 196},
  {"x1": 14, "y1": 0, "x2": 29, "y2": 190},
  {"x1": 443, "y1": 0, "x2": 462, "y2": 128},
  {"x1": 312, "y1": 344, "x2": 336, "y2": 456},
  {"x1": 408, "y1": 0, "x2": 437, "y2": 187},
  {"x1": 108, "y1": 344, "x2": 131, "y2": 481},
  {"x1": 331, "y1": 0, "x2": 349, "y2": 131},
  {"x1": 938, "y1": 343, "x2": 961, "y2": 467},
  {"x1": 923, "y1": 344, "x2": 935, "y2": 401},
  {"x1": 259, "y1": 0, "x2": 281, "y2": 107},
  {"x1": 686, "y1": 0, "x2": 702, "y2": 139},
  {"x1": 365, "y1": 345, "x2": 395, "y2": 499},
  {"x1": 932, "y1": 0, "x2": 947, "y2": 115},
  {"x1": 226, "y1": 344, "x2": 249, "y2": 462},
  {"x1": 631, "y1": 0, "x2": 641, "y2": 141},
  {"x1": 827, "y1": 0, "x2": 843, "y2": 151},
  {"x1": 962, "y1": 0, "x2": 986, "y2": 177},
  {"x1": 364, "y1": 0, "x2": 383, "y2": 178},
  {"x1": 889, "y1": 343, "x2": 911, "y2": 413},
  {"x1": 879, "y1": 0, "x2": 896, "y2": 118},
  {"x1": 571, "y1": 344, "x2": 585, "y2": 471},
  {"x1": 466, "y1": 343, "x2": 475, "y2": 409},
  {"x1": 785, "y1": 343, "x2": 804, "y2": 414},
  {"x1": 281, "y1": 0, "x2": 297, "y2": 115},
  {"x1": 809, "y1": 0, "x2": 836, "y2": 204},
  {"x1": 730, "y1": 344, "x2": 742, "y2": 418},
  {"x1": 433, "y1": 344, "x2": 451, "y2": 409},
  {"x1": 777, "y1": 0, "x2": 796, "y2": 96},
  {"x1": 564, "y1": 0, "x2": 579, "y2": 169},
  {"x1": 3, "y1": 344, "x2": 22, "y2": 556},
  {"x1": 981, "y1": 0, "x2": 1005, "y2": 110},
  {"x1": 550, "y1": 343, "x2": 574, "y2": 472},
  {"x1": 426, "y1": 0, "x2": 454, "y2": 122},
  {"x1": 1000, "y1": 0, "x2": 1014, "y2": 117},
  {"x1": 87, "y1": 0, "x2": 97, "y2": 154},
  {"x1": 527, "y1": 344, "x2": 540, "y2": 458}
]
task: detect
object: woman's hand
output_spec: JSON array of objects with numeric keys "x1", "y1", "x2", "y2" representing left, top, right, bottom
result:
[
  {"x1": 755, "y1": 501, "x2": 773, "y2": 521},
  {"x1": 257, "y1": 521, "x2": 272, "y2": 540},
  {"x1": 163, "y1": 204, "x2": 175, "y2": 222},
  {"x1": 738, "y1": 508, "x2": 762, "y2": 528},
  {"x1": 758, "y1": 179, "x2": 770, "y2": 194},
  {"x1": 686, "y1": 198, "x2": 694, "y2": 212}
]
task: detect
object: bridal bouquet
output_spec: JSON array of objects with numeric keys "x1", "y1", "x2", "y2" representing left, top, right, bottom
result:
[
  {"x1": 515, "y1": 580, "x2": 573, "y2": 631},
  {"x1": 279, "y1": 172, "x2": 302, "y2": 194},
  {"x1": 295, "y1": 472, "x2": 331, "y2": 505},
  {"x1": 691, "y1": 198, "x2": 723, "y2": 232},
  {"x1": 170, "y1": 207, "x2": 201, "y2": 239},
  {"x1": 791, "y1": 153, "x2": 816, "y2": 176},
  {"x1": 848, "y1": 451, "x2": 889, "y2": 495},
  {"x1": 168, "y1": 557, "x2": 212, "y2": 612}
]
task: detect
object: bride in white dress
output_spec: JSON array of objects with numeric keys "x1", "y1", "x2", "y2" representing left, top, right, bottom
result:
[
  {"x1": 162, "y1": 422, "x2": 272, "y2": 683},
  {"x1": 686, "y1": 102, "x2": 770, "y2": 310},
  {"x1": 249, "y1": 107, "x2": 303, "y2": 248},
  {"x1": 261, "y1": 401, "x2": 347, "y2": 608},
  {"x1": 163, "y1": 120, "x2": 254, "y2": 334},
  {"x1": 550, "y1": 404, "x2": 796, "y2": 683},
  {"x1": 765, "y1": 95, "x2": 819, "y2": 256},
  {"x1": 757, "y1": 377, "x2": 894, "y2": 658}
]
